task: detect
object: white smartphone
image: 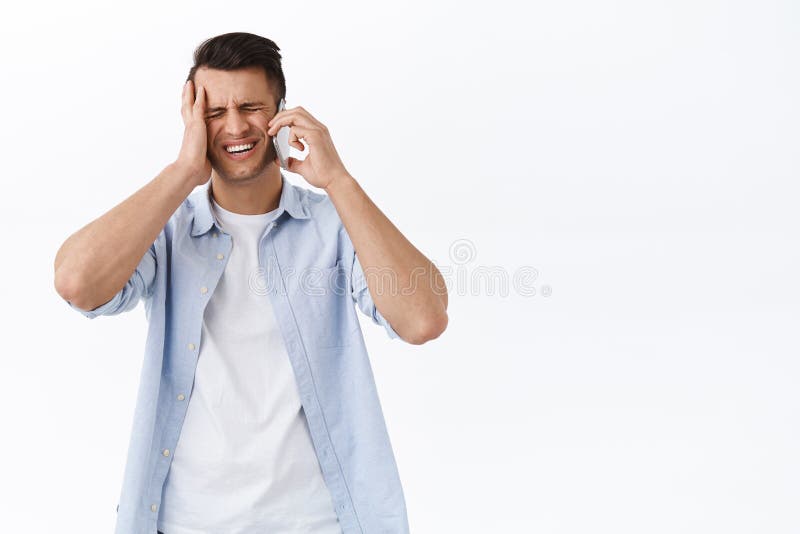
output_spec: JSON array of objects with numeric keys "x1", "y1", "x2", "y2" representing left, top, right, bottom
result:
[{"x1": 273, "y1": 98, "x2": 291, "y2": 169}]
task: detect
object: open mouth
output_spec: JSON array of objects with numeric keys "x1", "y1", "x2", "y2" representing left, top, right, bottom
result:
[{"x1": 223, "y1": 140, "x2": 259, "y2": 160}]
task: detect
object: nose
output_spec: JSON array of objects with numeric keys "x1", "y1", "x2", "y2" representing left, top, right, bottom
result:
[{"x1": 223, "y1": 109, "x2": 249, "y2": 137}]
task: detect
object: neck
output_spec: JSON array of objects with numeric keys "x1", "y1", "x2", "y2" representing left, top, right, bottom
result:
[{"x1": 209, "y1": 166, "x2": 282, "y2": 215}]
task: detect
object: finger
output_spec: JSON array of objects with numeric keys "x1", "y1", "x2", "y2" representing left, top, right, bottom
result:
[
  {"x1": 286, "y1": 156, "x2": 306, "y2": 174},
  {"x1": 268, "y1": 111, "x2": 317, "y2": 133},
  {"x1": 289, "y1": 129, "x2": 307, "y2": 151},
  {"x1": 267, "y1": 108, "x2": 295, "y2": 126},
  {"x1": 284, "y1": 125, "x2": 314, "y2": 149},
  {"x1": 286, "y1": 109, "x2": 323, "y2": 129},
  {"x1": 193, "y1": 85, "x2": 206, "y2": 118},
  {"x1": 271, "y1": 122, "x2": 312, "y2": 141},
  {"x1": 181, "y1": 80, "x2": 192, "y2": 125},
  {"x1": 283, "y1": 106, "x2": 324, "y2": 129}
]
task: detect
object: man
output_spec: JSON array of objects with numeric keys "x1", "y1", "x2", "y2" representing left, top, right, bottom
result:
[{"x1": 54, "y1": 32, "x2": 448, "y2": 534}]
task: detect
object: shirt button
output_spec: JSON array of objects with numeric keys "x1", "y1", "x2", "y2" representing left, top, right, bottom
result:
[
  {"x1": 162, "y1": 449, "x2": 170, "y2": 457},
  {"x1": 187, "y1": 343, "x2": 196, "y2": 351},
  {"x1": 150, "y1": 504, "x2": 158, "y2": 512},
  {"x1": 216, "y1": 253, "x2": 224, "y2": 260},
  {"x1": 212, "y1": 232, "x2": 219, "y2": 238},
  {"x1": 177, "y1": 393, "x2": 185, "y2": 401},
  {"x1": 200, "y1": 286, "x2": 208, "y2": 294}
]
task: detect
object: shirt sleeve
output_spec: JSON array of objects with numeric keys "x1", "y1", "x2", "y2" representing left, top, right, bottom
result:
[
  {"x1": 65, "y1": 242, "x2": 158, "y2": 320},
  {"x1": 350, "y1": 253, "x2": 400, "y2": 340},
  {"x1": 341, "y1": 228, "x2": 400, "y2": 340}
]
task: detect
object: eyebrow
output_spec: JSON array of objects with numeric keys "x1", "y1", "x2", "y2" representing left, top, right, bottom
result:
[{"x1": 205, "y1": 101, "x2": 269, "y2": 113}]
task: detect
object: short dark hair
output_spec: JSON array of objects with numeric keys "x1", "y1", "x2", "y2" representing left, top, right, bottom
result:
[{"x1": 186, "y1": 32, "x2": 286, "y2": 107}]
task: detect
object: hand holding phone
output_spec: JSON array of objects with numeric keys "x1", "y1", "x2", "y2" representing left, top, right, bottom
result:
[
  {"x1": 272, "y1": 98, "x2": 291, "y2": 170},
  {"x1": 266, "y1": 102, "x2": 347, "y2": 189}
]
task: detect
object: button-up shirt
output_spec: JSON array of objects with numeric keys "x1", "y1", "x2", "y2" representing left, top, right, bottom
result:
[{"x1": 66, "y1": 172, "x2": 411, "y2": 534}]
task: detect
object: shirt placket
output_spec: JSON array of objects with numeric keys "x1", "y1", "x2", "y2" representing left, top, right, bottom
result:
[
  {"x1": 262, "y1": 223, "x2": 362, "y2": 533},
  {"x1": 147, "y1": 228, "x2": 232, "y2": 523}
]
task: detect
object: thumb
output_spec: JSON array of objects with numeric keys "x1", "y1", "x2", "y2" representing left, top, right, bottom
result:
[{"x1": 286, "y1": 156, "x2": 304, "y2": 174}]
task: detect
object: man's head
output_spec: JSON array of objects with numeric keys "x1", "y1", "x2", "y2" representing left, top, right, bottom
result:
[{"x1": 187, "y1": 32, "x2": 287, "y2": 184}]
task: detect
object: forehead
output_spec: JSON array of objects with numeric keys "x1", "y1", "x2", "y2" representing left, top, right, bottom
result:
[{"x1": 194, "y1": 66, "x2": 274, "y2": 106}]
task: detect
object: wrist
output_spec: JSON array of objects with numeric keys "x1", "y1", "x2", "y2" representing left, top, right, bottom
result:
[
  {"x1": 168, "y1": 161, "x2": 208, "y2": 188},
  {"x1": 323, "y1": 170, "x2": 357, "y2": 197}
]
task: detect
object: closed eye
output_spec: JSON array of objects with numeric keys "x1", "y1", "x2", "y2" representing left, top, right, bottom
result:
[{"x1": 205, "y1": 107, "x2": 264, "y2": 119}]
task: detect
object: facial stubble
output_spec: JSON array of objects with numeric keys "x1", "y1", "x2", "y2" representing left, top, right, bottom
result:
[{"x1": 209, "y1": 137, "x2": 278, "y2": 183}]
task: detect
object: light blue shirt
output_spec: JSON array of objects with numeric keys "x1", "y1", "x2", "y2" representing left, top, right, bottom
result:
[{"x1": 66, "y1": 172, "x2": 410, "y2": 534}]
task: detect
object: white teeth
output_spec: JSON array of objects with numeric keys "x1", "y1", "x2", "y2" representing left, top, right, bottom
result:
[{"x1": 226, "y1": 143, "x2": 254, "y2": 153}]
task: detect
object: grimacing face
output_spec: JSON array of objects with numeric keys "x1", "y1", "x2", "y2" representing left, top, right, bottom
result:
[{"x1": 193, "y1": 66, "x2": 280, "y2": 182}]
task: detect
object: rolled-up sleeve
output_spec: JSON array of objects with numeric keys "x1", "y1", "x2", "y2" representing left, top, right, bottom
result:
[
  {"x1": 340, "y1": 227, "x2": 400, "y2": 340},
  {"x1": 351, "y1": 252, "x2": 400, "y2": 340},
  {"x1": 66, "y1": 242, "x2": 157, "y2": 320}
]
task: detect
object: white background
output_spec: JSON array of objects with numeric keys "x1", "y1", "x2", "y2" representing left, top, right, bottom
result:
[{"x1": 2, "y1": 1, "x2": 798, "y2": 532}]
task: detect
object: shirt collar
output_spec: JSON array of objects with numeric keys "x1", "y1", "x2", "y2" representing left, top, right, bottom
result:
[{"x1": 190, "y1": 171, "x2": 310, "y2": 237}]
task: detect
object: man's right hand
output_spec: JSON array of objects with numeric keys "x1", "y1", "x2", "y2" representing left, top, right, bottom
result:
[
  {"x1": 174, "y1": 80, "x2": 212, "y2": 186},
  {"x1": 55, "y1": 79, "x2": 215, "y2": 312}
]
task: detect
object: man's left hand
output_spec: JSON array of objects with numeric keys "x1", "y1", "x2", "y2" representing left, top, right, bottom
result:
[{"x1": 267, "y1": 105, "x2": 348, "y2": 189}]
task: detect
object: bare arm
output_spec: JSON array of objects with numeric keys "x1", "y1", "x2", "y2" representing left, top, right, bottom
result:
[
  {"x1": 54, "y1": 80, "x2": 213, "y2": 311},
  {"x1": 54, "y1": 165, "x2": 198, "y2": 310},
  {"x1": 326, "y1": 173, "x2": 449, "y2": 344},
  {"x1": 266, "y1": 106, "x2": 448, "y2": 345}
]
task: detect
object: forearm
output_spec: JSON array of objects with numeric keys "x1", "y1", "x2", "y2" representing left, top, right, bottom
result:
[
  {"x1": 54, "y1": 163, "x2": 197, "y2": 310},
  {"x1": 325, "y1": 172, "x2": 448, "y2": 343}
]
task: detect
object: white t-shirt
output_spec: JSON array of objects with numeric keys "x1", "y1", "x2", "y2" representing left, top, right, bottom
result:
[{"x1": 158, "y1": 197, "x2": 341, "y2": 534}]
